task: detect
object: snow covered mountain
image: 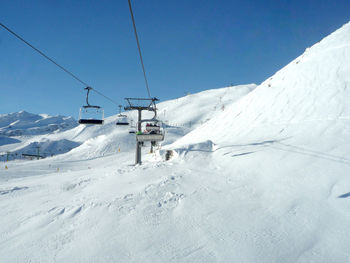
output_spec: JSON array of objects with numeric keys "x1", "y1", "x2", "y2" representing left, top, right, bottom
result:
[
  {"x1": 1, "y1": 22, "x2": 350, "y2": 262},
  {"x1": 0, "y1": 110, "x2": 78, "y2": 136},
  {"x1": 0, "y1": 111, "x2": 79, "y2": 160}
]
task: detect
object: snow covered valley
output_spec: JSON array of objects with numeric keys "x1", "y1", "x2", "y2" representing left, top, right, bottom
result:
[{"x1": 2, "y1": 22, "x2": 350, "y2": 262}]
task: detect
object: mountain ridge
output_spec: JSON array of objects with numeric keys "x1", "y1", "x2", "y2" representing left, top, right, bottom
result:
[{"x1": 0, "y1": 110, "x2": 78, "y2": 136}]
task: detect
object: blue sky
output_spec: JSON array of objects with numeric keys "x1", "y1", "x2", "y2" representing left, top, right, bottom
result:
[{"x1": 1, "y1": 0, "x2": 350, "y2": 118}]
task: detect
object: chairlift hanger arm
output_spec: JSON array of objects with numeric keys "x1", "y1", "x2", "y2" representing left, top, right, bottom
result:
[
  {"x1": 83, "y1": 87, "x2": 101, "y2": 108},
  {"x1": 85, "y1": 87, "x2": 92, "y2": 106}
]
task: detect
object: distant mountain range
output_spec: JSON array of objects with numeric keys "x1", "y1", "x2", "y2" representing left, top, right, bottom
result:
[{"x1": 0, "y1": 111, "x2": 78, "y2": 136}]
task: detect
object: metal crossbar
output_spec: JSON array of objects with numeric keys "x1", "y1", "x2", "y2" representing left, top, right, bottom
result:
[{"x1": 124, "y1": 97, "x2": 158, "y2": 111}]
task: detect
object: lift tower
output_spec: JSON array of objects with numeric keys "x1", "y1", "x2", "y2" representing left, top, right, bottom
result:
[{"x1": 124, "y1": 97, "x2": 159, "y2": 165}]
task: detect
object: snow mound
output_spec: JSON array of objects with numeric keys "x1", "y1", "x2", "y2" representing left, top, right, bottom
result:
[{"x1": 164, "y1": 140, "x2": 216, "y2": 157}]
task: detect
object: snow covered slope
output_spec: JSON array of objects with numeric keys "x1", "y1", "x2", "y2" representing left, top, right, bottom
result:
[
  {"x1": 2, "y1": 22, "x2": 350, "y2": 263},
  {"x1": 156, "y1": 84, "x2": 256, "y2": 128},
  {"x1": 173, "y1": 21, "x2": 350, "y2": 147}
]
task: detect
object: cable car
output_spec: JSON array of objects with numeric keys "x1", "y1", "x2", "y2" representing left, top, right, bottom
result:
[{"x1": 78, "y1": 87, "x2": 104, "y2": 125}]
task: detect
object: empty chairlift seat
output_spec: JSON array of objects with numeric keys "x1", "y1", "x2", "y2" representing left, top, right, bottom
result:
[
  {"x1": 78, "y1": 87, "x2": 104, "y2": 125},
  {"x1": 116, "y1": 114, "x2": 129, "y2": 126},
  {"x1": 78, "y1": 106, "x2": 104, "y2": 125}
]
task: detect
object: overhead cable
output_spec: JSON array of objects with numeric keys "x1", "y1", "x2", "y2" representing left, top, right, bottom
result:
[
  {"x1": 0, "y1": 22, "x2": 119, "y2": 106},
  {"x1": 0, "y1": 22, "x2": 90, "y2": 87},
  {"x1": 92, "y1": 89, "x2": 119, "y2": 105},
  {"x1": 127, "y1": 0, "x2": 152, "y2": 98}
]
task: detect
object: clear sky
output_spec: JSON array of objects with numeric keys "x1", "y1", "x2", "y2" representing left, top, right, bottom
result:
[{"x1": 1, "y1": 0, "x2": 350, "y2": 118}]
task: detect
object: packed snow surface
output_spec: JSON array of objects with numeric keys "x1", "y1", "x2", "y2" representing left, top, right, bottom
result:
[{"x1": 2, "y1": 22, "x2": 350, "y2": 262}]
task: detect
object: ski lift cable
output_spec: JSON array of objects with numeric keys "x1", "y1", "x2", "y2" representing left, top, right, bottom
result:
[
  {"x1": 127, "y1": 0, "x2": 152, "y2": 99},
  {"x1": 91, "y1": 89, "x2": 119, "y2": 105},
  {"x1": 0, "y1": 22, "x2": 119, "y2": 106}
]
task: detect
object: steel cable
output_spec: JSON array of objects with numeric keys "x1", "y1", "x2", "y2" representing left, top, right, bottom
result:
[
  {"x1": 0, "y1": 22, "x2": 119, "y2": 106},
  {"x1": 127, "y1": 0, "x2": 152, "y2": 98}
]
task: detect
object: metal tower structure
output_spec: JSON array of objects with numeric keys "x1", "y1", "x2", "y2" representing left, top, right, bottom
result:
[{"x1": 124, "y1": 97, "x2": 160, "y2": 165}]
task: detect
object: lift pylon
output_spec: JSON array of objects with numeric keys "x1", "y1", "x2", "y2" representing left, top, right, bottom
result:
[{"x1": 124, "y1": 97, "x2": 163, "y2": 165}]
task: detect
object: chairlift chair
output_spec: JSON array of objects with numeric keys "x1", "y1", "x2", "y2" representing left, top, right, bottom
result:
[
  {"x1": 129, "y1": 124, "x2": 136, "y2": 133},
  {"x1": 136, "y1": 133, "x2": 164, "y2": 142},
  {"x1": 128, "y1": 119, "x2": 136, "y2": 133},
  {"x1": 136, "y1": 120, "x2": 164, "y2": 142},
  {"x1": 145, "y1": 123, "x2": 160, "y2": 132},
  {"x1": 79, "y1": 106, "x2": 104, "y2": 125},
  {"x1": 116, "y1": 115, "x2": 129, "y2": 126},
  {"x1": 116, "y1": 105, "x2": 129, "y2": 126},
  {"x1": 78, "y1": 87, "x2": 104, "y2": 125}
]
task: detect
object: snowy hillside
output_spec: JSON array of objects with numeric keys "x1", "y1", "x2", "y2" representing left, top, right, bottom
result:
[
  {"x1": 0, "y1": 85, "x2": 254, "y2": 160},
  {"x1": 56, "y1": 83, "x2": 255, "y2": 158},
  {"x1": 156, "y1": 84, "x2": 256, "y2": 127},
  {"x1": 2, "y1": 22, "x2": 350, "y2": 262},
  {"x1": 173, "y1": 21, "x2": 350, "y2": 147}
]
